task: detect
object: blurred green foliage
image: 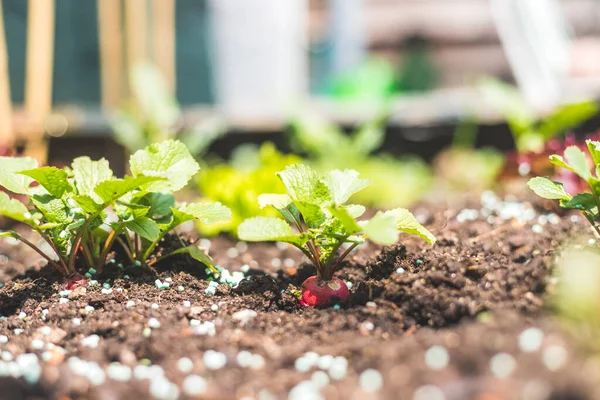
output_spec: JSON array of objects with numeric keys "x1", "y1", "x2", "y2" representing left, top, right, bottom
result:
[
  {"x1": 196, "y1": 142, "x2": 301, "y2": 237},
  {"x1": 329, "y1": 58, "x2": 398, "y2": 101},
  {"x1": 432, "y1": 115, "x2": 504, "y2": 194},
  {"x1": 479, "y1": 77, "x2": 598, "y2": 154},
  {"x1": 554, "y1": 246, "x2": 600, "y2": 353},
  {"x1": 290, "y1": 112, "x2": 432, "y2": 208},
  {"x1": 111, "y1": 63, "x2": 225, "y2": 156}
]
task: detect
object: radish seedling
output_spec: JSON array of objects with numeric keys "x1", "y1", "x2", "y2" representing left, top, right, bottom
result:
[
  {"x1": 0, "y1": 140, "x2": 230, "y2": 288},
  {"x1": 528, "y1": 141, "x2": 600, "y2": 236},
  {"x1": 238, "y1": 163, "x2": 435, "y2": 307}
]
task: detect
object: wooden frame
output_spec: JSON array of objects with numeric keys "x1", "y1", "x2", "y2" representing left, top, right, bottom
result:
[
  {"x1": 97, "y1": 0, "x2": 124, "y2": 112},
  {"x1": 24, "y1": 0, "x2": 55, "y2": 161},
  {"x1": 0, "y1": 2, "x2": 13, "y2": 147},
  {"x1": 152, "y1": 0, "x2": 176, "y2": 93}
]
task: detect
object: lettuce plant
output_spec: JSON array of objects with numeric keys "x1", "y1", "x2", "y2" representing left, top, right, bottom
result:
[
  {"x1": 238, "y1": 163, "x2": 435, "y2": 307},
  {"x1": 528, "y1": 141, "x2": 600, "y2": 235},
  {"x1": 290, "y1": 111, "x2": 432, "y2": 209},
  {"x1": 479, "y1": 77, "x2": 598, "y2": 155},
  {"x1": 197, "y1": 142, "x2": 301, "y2": 237},
  {"x1": 0, "y1": 140, "x2": 230, "y2": 288}
]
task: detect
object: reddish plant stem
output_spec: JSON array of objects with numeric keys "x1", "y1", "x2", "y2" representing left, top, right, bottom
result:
[
  {"x1": 17, "y1": 235, "x2": 67, "y2": 275},
  {"x1": 327, "y1": 242, "x2": 359, "y2": 277}
]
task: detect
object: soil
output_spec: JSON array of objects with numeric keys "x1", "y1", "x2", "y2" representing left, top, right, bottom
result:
[{"x1": 0, "y1": 192, "x2": 598, "y2": 400}]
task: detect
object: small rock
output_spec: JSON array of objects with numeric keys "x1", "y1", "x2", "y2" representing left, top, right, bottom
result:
[{"x1": 232, "y1": 309, "x2": 257, "y2": 326}]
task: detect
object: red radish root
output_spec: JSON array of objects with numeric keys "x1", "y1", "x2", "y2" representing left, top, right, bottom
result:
[
  {"x1": 300, "y1": 276, "x2": 349, "y2": 307},
  {"x1": 65, "y1": 272, "x2": 87, "y2": 290}
]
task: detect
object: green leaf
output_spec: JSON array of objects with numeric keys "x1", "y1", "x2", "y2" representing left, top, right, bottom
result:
[
  {"x1": 123, "y1": 217, "x2": 160, "y2": 241},
  {"x1": 132, "y1": 192, "x2": 175, "y2": 222},
  {"x1": 564, "y1": 146, "x2": 591, "y2": 181},
  {"x1": 178, "y1": 202, "x2": 232, "y2": 225},
  {"x1": 258, "y1": 193, "x2": 291, "y2": 209},
  {"x1": 19, "y1": 167, "x2": 72, "y2": 198},
  {"x1": 72, "y1": 195, "x2": 102, "y2": 214},
  {"x1": 345, "y1": 204, "x2": 366, "y2": 218},
  {"x1": 31, "y1": 195, "x2": 70, "y2": 224},
  {"x1": 385, "y1": 208, "x2": 436, "y2": 245},
  {"x1": 323, "y1": 169, "x2": 370, "y2": 204},
  {"x1": 167, "y1": 245, "x2": 218, "y2": 274},
  {"x1": 0, "y1": 230, "x2": 19, "y2": 239},
  {"x1": 527, "y1": 177, "x2": 572, "y2": 200},
  {"x1": 277, "y1": 164, "x2": 331, "y2": 206},
  {"x1": 586, "y1": 140, "x2": 600, "y2": 167},
  {"x1": 71, "y1": 157, "x2": 113, "y2": 203},
  {"x1": 538, "y1": 101, "x2": 598, "y2": 139},
  {"x1": 329, "y1": 205, "x2": 361, "y2": 234},
  {"x1": 589, "y1": 177, "x2": 600, "y2": 195},
  {"x1": 351, "y1": 114, "x2": 387, "y2": 155},
  {"x1": 0, "y1": 156, "x2": 38, "y2": 194},
  {"x1": 295, "y1": 201, "x2": 326, "y2": 229},
  {"x1": 238, "y1": 216, "x2": 309, "y2": 247},
  {"x1": 161, "y1": 202, "x2": 231, "y2": 232},
  {"x1": 161, "y1": 208, "x2": 194, "y2": 231},
  {"x1": 0, "y1": 192, "x2": 30, "y2": 222},
  {"x1": 130, "y1": 63, "x2": 181, "y2": 130},
  {"x1": 548, "y1": 154, "x2": 576, "y2": 174},
  {"x1": 361, "y1": 212, "x2": 399, "y2": 245},
  {"x1": 94, "y1": 176, "x2": 165, "y2": 204},
  {"x1": 129, "y1": 140, "x2": 200, "y2": 192},
  {"x1": 560, "y1": 193, "x2": 597, "y2": 211}
]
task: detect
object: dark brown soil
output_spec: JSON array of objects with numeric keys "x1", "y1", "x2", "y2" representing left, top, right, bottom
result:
[{"x1": 0, "y1": 193, "x2": 598, "y2": 400}]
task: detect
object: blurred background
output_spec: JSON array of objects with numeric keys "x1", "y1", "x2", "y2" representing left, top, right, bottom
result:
[{"x1": 1, "y1": 0, "x2": 600, "y2": 211}]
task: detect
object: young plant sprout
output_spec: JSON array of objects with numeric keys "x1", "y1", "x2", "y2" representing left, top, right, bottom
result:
[
  {"x1": 0, "y1": 140, "x2": 230, "y2": 288},
  {"x1": 528, "y1": 141, "x2": 600, "y2": 235},
  {"x1": 238, "y1": 163, "x2": 436, "y2": 307}
]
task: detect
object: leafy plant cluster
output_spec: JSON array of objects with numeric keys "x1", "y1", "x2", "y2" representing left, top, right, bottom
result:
[
  {"x1": 0, "y1": 140, "x2": 230, "y2": 282},
  {"x1": 290, "y1": 112, "x2": 432, "y2": 208},
  {"x1": 238, "y1": 163, "x2": 435, "y2": 281},
  {"x1": 528, "y1": 141, "x2": 600, "y2": 235},
  {"x1": 196, "y1": 142, "x2": 301, "y2": 237},
  {"x1": 479, "y1": 77, "x2": 598, "y2": 155},
  {"x1": 111, "y1": 63, "x2": 225, "y2": 155}
]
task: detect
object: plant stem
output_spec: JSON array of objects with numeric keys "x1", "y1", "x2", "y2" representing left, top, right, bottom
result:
[
  {"x1": 17, "y1": 235, "x2": 67, "y2": 275},
  {"x1": 80, "y1": 241, "x2": 95, "y2": 270},
  {"x1": 134, "y1": 234, "x2": 140, "y2": 261},
  {"x1": 97, "y1": 228, "x2": 119, "y2": 271},
  {"x1": 582, "y1": 211, "x2": 600, "y2": 238},
  {"x1": 33, "y1": 227, "x2": 68, "y2": 271},
  {"x1": 328, "y1": 242, "x2": 359, "y2": 277},
  {"x1": 123, "y1": 232, "x2": 135, "y2": 258},
  {"x1": 68, "y1": 235, "x2": 83, "y2": 274},
  {"x1": 116, "y1": 236, "x2": 135, "y2": 264}
]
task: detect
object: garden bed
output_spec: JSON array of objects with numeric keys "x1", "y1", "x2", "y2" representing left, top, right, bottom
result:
[{"x1": 0, "y1": 191, "x2": 596, "y2": 400}]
